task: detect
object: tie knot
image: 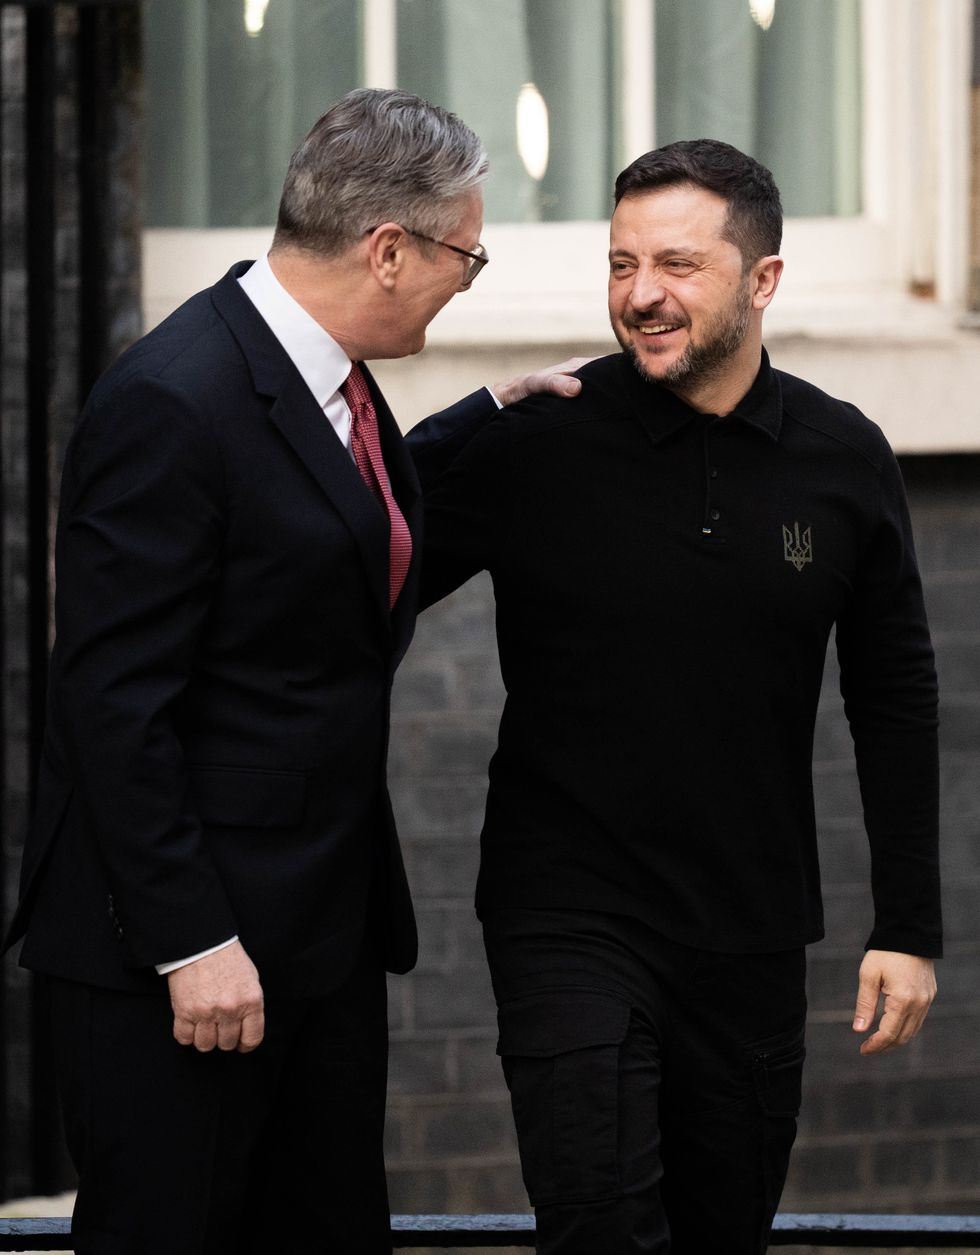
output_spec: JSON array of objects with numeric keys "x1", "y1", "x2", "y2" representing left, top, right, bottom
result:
[{"x1": 342, "y1": 362, "x2": 372, "y2": 412}]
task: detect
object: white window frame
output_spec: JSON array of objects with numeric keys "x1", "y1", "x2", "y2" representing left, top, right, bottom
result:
[{"x1": 143, "y1": 0, "x2": 973, "y2": 345}]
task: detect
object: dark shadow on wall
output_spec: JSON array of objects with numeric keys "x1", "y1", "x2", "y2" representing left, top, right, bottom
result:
[{"x1": 1, "y1": 1, "x2": 141, "y2": 1202}]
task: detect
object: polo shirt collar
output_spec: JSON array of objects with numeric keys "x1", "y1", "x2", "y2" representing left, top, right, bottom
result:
[
  {"x1": 619, "y1": 346, "x2": 783, "y2": 443},
  {"x1": 727, "y1": 348, "x2": 782, "y2": 440}
]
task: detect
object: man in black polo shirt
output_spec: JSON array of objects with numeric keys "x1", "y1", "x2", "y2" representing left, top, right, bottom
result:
[{"x1": 416, "y1": 140, "x2": 940, "y2": 1254}]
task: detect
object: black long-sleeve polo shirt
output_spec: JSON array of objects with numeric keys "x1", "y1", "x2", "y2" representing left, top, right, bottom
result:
[{"x1": 418, "y1": 350, "x2": 941, "y2": 957}]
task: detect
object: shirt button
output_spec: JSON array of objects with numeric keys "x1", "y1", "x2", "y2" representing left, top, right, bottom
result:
[
  {"x1": 710, "y1": 467, "x2": 719, "y2": 478},
  {"x1": 710, "y1": 509, "x2": 721, "y2": 521}
]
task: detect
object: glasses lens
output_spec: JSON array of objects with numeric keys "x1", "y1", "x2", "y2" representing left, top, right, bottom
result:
[{"x1": 466, "y1": 244, "x2": 489, "y2": 284}]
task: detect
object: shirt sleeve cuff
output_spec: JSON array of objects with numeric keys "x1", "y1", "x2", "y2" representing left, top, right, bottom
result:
[
  {"x1": 485, "y1": 386, "x2": 504, "y2": 410},
  {"x1": 155, "y1": 935, "x2": 239, "y2": 975}
]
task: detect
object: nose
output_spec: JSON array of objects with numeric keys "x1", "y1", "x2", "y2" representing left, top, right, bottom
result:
[{"x1": 629, "y1": 268, "x2": 667, "y2": 312}]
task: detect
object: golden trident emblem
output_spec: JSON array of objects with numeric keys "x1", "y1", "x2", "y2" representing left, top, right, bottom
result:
[{"x1": 782, "y1": 522, "x2": 812, "y2": 572}]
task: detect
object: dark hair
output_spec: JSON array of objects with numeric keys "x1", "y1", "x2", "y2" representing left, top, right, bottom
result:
[
  {"x1": 614, "y1": 139, "x2": 782, "y2": 267},
  {"x1": 274, "y1": 88, "x2": 487, "y2": 258}
]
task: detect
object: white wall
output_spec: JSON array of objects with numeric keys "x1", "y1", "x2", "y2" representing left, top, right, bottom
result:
[
  {"x1": 142, "y1": 227, "x2": 980, "y2": 455},
  {"x1": 368, "y1": 332, "x2": 980, "y2": 456}
]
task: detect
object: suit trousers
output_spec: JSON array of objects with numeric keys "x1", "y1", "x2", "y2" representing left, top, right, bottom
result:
[
  {"x1": 47, "y1": 939, "x2": 391, "y2": 1255},
  {"x1": 483, "y1": 909, "x2": 807, "y2": 1255}
]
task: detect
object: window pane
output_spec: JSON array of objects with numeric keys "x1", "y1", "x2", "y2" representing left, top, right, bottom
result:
[
  {"x1": 654, "y1": 0, "x2": 862, "y2": 217},
  {"x1": 143, "y1": 0, "x2": 360, "y2": 227},
  {"x1": 141, "y1": 0, "x2": 861, "y2": 229},
  {"x1": 396, "y1": 0, "x2": 618, "y2": 223}
]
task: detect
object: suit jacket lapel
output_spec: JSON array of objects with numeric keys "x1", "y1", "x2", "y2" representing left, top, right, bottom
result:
[
  {"x1": 268, "y1": 374, "x2": 392, "y2": 622},
  {"x1": 210, "y1": 265, "x2": 393, "y2": 628}
]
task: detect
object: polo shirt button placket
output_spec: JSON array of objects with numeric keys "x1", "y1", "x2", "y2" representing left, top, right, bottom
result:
[
  {"x1": 703, "y1": 481, "x2": 726, "y2": 541},
  {"x1": 703, "y1": 469, "x2": 725, "y2": 539},
  {"x1": 702, "y1": 429, "x2": 725, "y2": 538}
]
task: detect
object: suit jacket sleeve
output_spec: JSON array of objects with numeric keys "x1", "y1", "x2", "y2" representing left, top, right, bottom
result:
[
  {"x1": 835, "y1": 440, "x2": 942, "y2": 958},
  {"x1": 51, "y1": 372, "x2": 239, "y2": 968},
  {"x1": 404, "y1": 388, "x2": 500, "y2": 493},
  {"x1": 416, "y1": 410, "x2": 512, "y2": 610}
]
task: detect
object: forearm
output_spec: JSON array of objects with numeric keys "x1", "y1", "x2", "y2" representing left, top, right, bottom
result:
[
  {"x1": 407, "y1": 358, "x2": 588, "y2": 491},
  {"x1": 418, "y1": 413, "x2": 512, "y2": 610},
  {"x1": 406, "y1": 389, "x2": 499, "y2": 492},
  {"x1": 839, "y1": 446, "x2": 941, "y2": 956},
  {"x1": 855, "y1": 727, "x2": 941, "y2": 956}
]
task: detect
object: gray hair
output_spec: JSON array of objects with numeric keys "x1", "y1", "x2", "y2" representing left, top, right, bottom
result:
[{"x1": 273, "y1": 88, "x2": 488, "y2": 258}]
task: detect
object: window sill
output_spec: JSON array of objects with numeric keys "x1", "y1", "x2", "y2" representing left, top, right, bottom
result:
[{"x1": 142, "y1": 228, "x2": 980, "y2": 455}]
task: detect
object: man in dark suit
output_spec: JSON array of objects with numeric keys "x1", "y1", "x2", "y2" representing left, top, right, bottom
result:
[
  {"x1": 4, "y1": 88, "x2": 578, "y2": 1254},
  {"x1": 419, "y1": 140, "x2": 940, "y2": 1253}
]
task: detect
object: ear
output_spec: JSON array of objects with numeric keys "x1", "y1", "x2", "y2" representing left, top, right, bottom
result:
[
  {"x1": 365, "y1": 222, "x2": 409, "y2": 291},
  {"x1": 751, "y1": 255, "x2": 784, "y2": 309}
]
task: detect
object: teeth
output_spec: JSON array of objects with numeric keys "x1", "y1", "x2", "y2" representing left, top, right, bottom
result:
[{"x1": 639, "y1": 324, "x2": 678, "y2": 335}]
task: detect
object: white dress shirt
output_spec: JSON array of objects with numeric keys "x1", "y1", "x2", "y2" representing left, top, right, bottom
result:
[{"x1": 239, "y1": 251, "x2": 357, "y2": 448}]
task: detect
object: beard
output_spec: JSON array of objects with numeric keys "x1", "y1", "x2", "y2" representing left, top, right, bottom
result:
[{"x1": 616, "y1": 277, "x2": 752, "y2": 394}]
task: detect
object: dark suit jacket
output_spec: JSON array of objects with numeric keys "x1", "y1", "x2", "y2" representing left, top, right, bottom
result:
[{"x1": 6, "y1": 262, "x2": 494, "y2": 996}]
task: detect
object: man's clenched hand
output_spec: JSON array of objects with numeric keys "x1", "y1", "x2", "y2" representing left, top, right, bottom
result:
[{"x1": 168, "y1": 940, "x2": 265, "y2": 1053}]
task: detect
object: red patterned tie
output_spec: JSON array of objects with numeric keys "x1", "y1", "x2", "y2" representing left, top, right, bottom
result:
[{"x1": 341, "y1": 363, "x2": 412, "y2": 608}]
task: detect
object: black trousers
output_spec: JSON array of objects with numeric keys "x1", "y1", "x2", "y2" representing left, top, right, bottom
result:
[
  {"x1": 483, "y1": 909, "x2": 807, "y2": 1255},
  {"x1": 47, "y1": 942, "x2": 391, "y2": 1255}
]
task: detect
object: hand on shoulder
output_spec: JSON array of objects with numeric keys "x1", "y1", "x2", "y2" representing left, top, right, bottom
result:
[{"x1": 492, "y1": 356, "x2": 594, "y2": 408}]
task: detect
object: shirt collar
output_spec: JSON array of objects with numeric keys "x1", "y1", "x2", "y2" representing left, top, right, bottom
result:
[
  {"x1": 237, "y1": 253, "x2": 351, "y2": 407},
  {"x1": 618, "y1": 346, "x2": 783, "y2": 443},
  {"x1": 726, "y1": 348, "x2": 782, "y2": 440}
]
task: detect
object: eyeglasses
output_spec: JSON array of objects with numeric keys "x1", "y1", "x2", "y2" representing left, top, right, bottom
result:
[{"x1": 405, "y1": 229, "x2": 490, "y2": 286}]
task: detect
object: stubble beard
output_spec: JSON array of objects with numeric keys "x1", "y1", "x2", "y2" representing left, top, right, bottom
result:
[{"x1": 618, "y1": 277, "x2": 753, "y2": 394}]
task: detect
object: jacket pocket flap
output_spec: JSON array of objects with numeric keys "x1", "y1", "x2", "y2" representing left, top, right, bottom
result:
[
  {"x1": 497, "y1": 989, "x2": 630, "y2": 1057},
  {"x1": 187, "y1": 765, "x2": 306, "y2": 828}
]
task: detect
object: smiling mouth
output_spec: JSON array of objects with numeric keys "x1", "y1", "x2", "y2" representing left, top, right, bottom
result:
[{"x1": 637, "y1": 323, "x2": 682, "y2": 336}]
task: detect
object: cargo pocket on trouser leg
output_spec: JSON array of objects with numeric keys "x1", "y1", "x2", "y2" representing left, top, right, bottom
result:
[
  {"x1": 751, "y1": 1025, "x2": 806, "y2": 1230},
  {"x1": 497, "y1": 988, "x2": 632, "y2": 1207}
]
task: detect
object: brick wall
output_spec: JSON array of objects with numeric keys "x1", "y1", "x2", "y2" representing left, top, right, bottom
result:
[
  {"x1": 386, "y1": 452, "x2": 980, "y2": 1231},
  {"x1": 787, "y1": 454, "x2": 980, "y2": 1216},
  {"x1": 387, "y1": 575, "x2": 519, "y2": 1224}
]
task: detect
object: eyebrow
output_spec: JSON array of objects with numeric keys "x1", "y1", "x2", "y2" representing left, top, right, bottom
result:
[{"x1": 608, "y1": 246, "x2": 709, "y2": 263}]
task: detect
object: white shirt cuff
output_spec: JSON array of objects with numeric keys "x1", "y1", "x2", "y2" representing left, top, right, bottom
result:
[{"x1": 155, "y1": 935, "x2": 239, "y2": 975}]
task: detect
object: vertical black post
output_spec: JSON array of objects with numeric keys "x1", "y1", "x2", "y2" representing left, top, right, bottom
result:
[
  {"x1": 24, "y1": 2, "x2": 61, "y2": 1197},
  {"x1": 78, "y1": 0, "x2": 142, "y2": 388},
  {"x1": 77, "y1": 4, "x2": 109, "y2": 401},
  {"x1": 25, "y1": 0, "x2": 55, "y2": 802},
  {"x1": 2, "y1": 0, "x2": 141, "y2": 1205},
  {"x1": 0, "y1": 4, "x2": 7, "y2": 1208}
]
